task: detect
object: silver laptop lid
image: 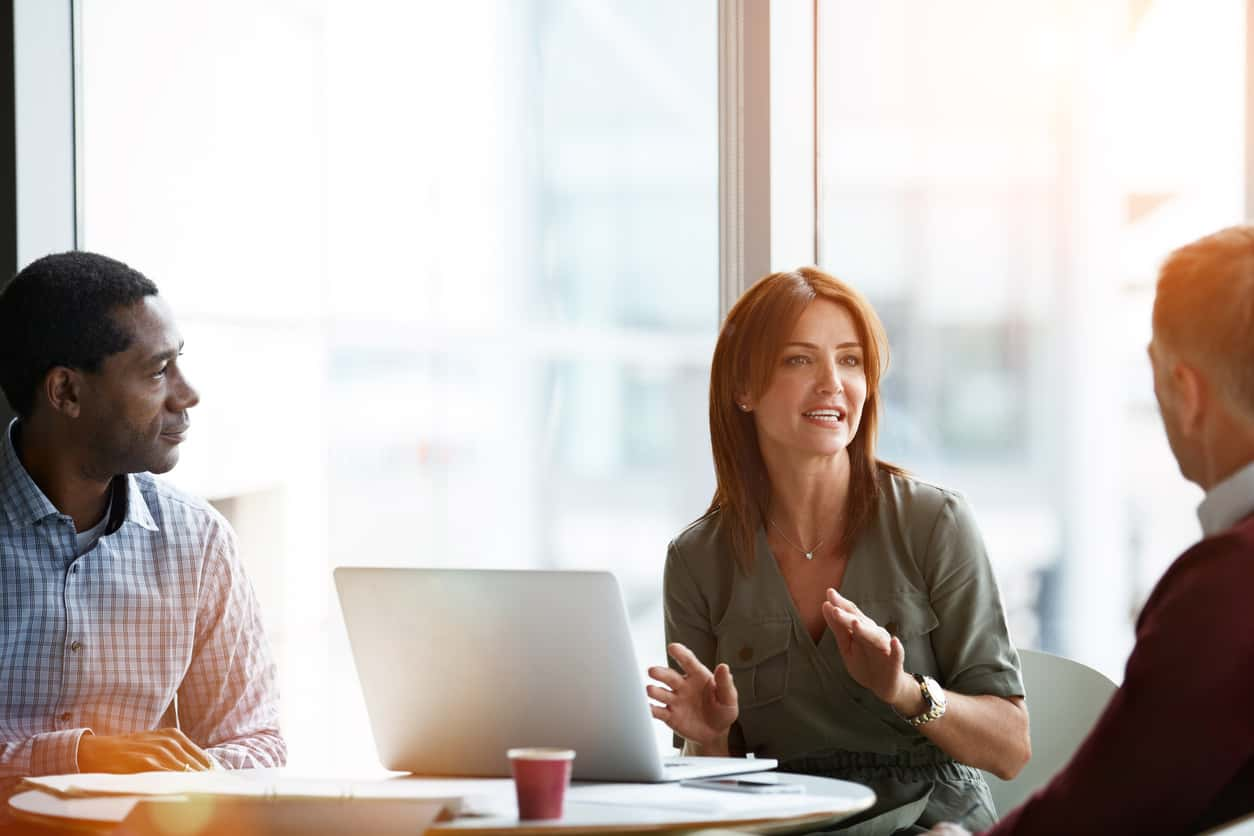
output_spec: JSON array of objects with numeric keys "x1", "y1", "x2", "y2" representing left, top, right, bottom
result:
[{"x1": 334, "y1": 567, "x2": 666, "y2": 781}]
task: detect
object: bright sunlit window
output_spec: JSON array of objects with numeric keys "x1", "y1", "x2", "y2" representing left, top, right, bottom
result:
[
  {"x1": 78, "y1": 0, "x2": 716, "y2": 770},
  {"x1": 59, "y1": 0, "x2": 1250, "y2": 773},
  {"x1": 817, "y1": 0, "x2": 1244, "y2": 677}
]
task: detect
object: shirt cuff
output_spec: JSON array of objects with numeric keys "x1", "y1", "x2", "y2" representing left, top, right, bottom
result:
[
  {"x1": 30, "y1": 728, "x2": 92, "y2": 775},
  {"x1": 948, "y1": 670, "x2": 1025, "y2": 699}
]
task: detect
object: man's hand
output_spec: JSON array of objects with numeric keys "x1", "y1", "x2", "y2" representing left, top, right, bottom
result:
[
  {"x1": 77, "y1": 728, "x2": 214, "y2": 773},
  {"x1": 646, "y1": 642, "x2": 739, "y2": 754}
]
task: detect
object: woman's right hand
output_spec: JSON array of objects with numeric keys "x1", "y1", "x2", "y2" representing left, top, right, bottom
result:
[{"x1": 646, "y1": 642, "x2": 739, "y2": 754}]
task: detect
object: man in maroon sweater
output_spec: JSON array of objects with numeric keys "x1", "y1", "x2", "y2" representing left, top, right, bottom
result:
[{"x1": 933, "y1": 226, "x2": 1254, "y2": 836}]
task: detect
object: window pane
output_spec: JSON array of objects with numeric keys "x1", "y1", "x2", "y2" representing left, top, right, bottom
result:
[
  {"x1": 817, "y1": 0, "x2": 1244, "y2": 675},
  {"x1": 80, "y1": 0, "x2": 716, "y2": 769}
]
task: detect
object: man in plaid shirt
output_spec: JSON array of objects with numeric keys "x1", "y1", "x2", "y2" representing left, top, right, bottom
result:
[{"x1": 0, "y1": 252, "x2": 285, "y2": 776}]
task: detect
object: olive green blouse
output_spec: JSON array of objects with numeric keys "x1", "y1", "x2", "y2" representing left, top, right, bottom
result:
[{"x1": 664, "y1": 468, "x2": 1024, "y2": 764}]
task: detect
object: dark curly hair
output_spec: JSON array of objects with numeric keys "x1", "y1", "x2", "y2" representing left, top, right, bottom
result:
[{"x1": 0, "y1": 251, "x2": 159, "y2": 418}]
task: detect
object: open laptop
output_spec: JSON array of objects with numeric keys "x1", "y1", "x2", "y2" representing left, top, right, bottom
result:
[{"x1": 334, "y1": 567, "x2": 778, "y2": 782}]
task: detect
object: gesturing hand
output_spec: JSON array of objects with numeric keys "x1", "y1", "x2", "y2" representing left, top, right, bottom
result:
[
  {"x1": 645, "y1": 642, "x2": 738, "y2": 753},
  {"x1": 77, "y1": 728, "x2": 215, "y2": 773},
  {"x1": 821, "y1": 588, "x2": 913, "y2": 708}
]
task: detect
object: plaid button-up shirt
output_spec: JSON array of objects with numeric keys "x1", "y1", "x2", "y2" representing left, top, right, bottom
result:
[{"x1": 0, "y1": 420, "x2": 285, "y2": 775}]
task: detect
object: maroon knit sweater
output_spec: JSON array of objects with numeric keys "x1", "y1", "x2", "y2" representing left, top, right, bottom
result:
[{"x1": 985, "y1": 514, "x2": 1254, "y2": 835}]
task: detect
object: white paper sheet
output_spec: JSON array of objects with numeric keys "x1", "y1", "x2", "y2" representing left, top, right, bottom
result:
[
  {"x1": 21, "y1": 769, "x2": 462, "y2": 809},
  {"x1": 567, "y1": 781, "x2": 826, "y2": 815}
]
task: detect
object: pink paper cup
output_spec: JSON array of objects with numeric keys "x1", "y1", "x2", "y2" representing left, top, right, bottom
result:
[{"x1": 507, "y1": 748, "x2": 576, "y2": 820}]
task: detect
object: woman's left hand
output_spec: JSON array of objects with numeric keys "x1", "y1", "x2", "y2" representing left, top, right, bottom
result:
[{"x1": 821, "y1": 589, "x2": 913, "y2": 708}]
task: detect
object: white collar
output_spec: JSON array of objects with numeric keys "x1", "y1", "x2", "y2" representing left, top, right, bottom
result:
[{"x1": 1197, "y1": 459, "x2": 1254, "y2": 537}]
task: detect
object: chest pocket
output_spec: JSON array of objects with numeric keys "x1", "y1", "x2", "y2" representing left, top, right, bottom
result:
[
  {"x1": 715, "y1": 618, "x2": 792, "y2": 709},
  {"x1": 859, "y1": 593, "x2": 942, "y2": 679}
]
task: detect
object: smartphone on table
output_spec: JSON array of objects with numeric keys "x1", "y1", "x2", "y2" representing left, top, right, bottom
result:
[{"x1": 679, "y1": 775, "x2": 805, "y2": 794}]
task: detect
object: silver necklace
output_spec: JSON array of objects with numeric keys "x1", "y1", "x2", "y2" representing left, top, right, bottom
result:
[{"x1": 768, "y1": 517, "x2": 826, "y2": 560}]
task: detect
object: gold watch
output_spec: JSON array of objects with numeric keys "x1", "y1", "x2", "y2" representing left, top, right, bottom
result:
[{"x1": 906, "y1": 674, "x2": 947, "y2": 727}]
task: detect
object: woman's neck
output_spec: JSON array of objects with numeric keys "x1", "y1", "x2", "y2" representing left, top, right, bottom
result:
[{"x1": 762, "y1": 447, "x2": 851, "y2": 545}]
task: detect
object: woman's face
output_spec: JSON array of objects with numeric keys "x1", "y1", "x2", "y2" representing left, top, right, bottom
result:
[{"x1": 743, "y1": 298, "x2": 868, "y2": 466}]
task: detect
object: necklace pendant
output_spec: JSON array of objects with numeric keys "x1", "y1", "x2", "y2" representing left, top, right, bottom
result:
[{"x1": 805, "y1": 551, "x2": 814, "y2": 560}]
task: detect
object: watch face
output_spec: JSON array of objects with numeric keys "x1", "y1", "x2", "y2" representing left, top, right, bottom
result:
[{"x1": 925, "y1": 676, "x2": 947, "y2": 708}]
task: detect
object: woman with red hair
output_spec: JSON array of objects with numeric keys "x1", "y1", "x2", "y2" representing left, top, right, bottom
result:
[{"x1": 646, "y1": 268, "x2": 1029, "y2": 833}]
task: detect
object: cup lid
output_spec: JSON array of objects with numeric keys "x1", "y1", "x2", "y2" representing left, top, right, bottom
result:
[{"x1": 507, "y1": 748, "x2": 576, "y2": 761}]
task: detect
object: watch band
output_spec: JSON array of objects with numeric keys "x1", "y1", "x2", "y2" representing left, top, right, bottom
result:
[{"x1": 906, "y1": 673, "x2": 947, "y2": 727}]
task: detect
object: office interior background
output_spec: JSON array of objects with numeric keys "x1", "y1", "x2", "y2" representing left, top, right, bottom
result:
[{"x1": 2, "y1": 0, "x2": 1246, "y2": 772}]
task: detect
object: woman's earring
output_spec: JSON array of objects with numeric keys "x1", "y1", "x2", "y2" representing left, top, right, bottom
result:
[{"x1": 737, "y1": 402, "x2": 750, "y2": 412}]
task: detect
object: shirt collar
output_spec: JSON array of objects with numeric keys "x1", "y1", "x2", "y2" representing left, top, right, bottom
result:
[
  {"x1": 1197, "y1": 459, "x2": 1254, "y2": 537},
  {"x1": 118, "y1": 470, "x2": 159, "y2": 532},
  {"x1": 1, "y1": 418, "x2": 158, "y2": 532},
  {"x1": 0, "y1": 419, "x2": 61, "y2": 527}
]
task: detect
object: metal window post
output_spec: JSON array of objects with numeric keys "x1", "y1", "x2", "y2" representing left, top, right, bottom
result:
[{"x1": 718, "y1": 0, "x2": 815, "y2": 323}]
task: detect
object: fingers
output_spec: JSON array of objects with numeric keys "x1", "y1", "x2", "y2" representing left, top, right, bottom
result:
[
  {"x1": 850, "y1": 617, "x2": 893, "y2": 654},
  {"x1": 822, "y1": 599, "x2": 855, "y2": 630},
  {"x1": 824, "y1": 603, "x2": 855, "y2": 655},
  {"x1": 148, "y1": 733, "x2": 207, "y2": 771},
  {"x1": 821, "y1": 602, "x2": 849, "y2": 645},
  {"x1": 647, "y1": 666, "x2": 685, "y2": 689},
  {"x1": 826, "y1": 588, "x2": 861, "y2": 615},
  {"x1": 824, "y1": 597, "x2": 892, "y2": 655},
  {"x1": 712, "y1": 663, "x2": 738, "y2": 707},
  {"x1": 823, "y1": 602, "x2": 866, "y2": 653},
  {"x1": 136, "y1": 733, "x2": 209, "y2": 772},
  {"x1": 889, "y1": 635, "x2": 905, "y2": 669},
  {"x1": 648, "y1": 704, "x2": 672, "y2": 723},
  {"x1": 128, "y1": 744, "x2": 184, "y2": 772},
  {"x1": 153, "y1": 741, "x2": 197, "y2": 771},
  {"x1": 134, "y1": 755, "x2": 169, "y2": 773},
  {"x1": 646, "y1": 684, "x2": 676, "y2": 707},
  {"x1": 162, "y1": 728, "x2": 214, "y2": 770},
  {"x1": 828, "y1": 613, "x2": 893, "y2": 660},
  {"x1": 828, "y1": 590, "x2": 895, "y2": 650},
  {"x1": 667, "y1": 643, "x2": 713, "y2": 680},
  {"x1": 77, "y1": 731, "x2": 212, "y2": 774}
]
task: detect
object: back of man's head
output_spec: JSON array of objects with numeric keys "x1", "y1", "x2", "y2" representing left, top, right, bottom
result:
[
  {"x1": 1154, "y1": 226, "x2": 1254, "y2": 422},
  {"x1": 0, "y1": 251, "x2": 159, "y2": 419}
]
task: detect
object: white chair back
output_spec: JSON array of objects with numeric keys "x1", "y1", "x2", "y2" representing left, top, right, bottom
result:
[
  {"x1": 983, "y1": 648, "x2": 1117, "y2": 815},
  {"x1": 1199, "y1": 812, "x2": 1254, "y2": 835}
]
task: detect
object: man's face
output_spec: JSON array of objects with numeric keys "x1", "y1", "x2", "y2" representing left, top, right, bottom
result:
[{"x1": 77, "y1": 296, "x2": 200, "y2": 477}]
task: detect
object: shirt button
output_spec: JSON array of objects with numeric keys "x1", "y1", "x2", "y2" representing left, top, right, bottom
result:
[
  {"x1": 70, "y1": 641, "x2": 82, "y2": 653},
  {"x1": 59, "y1": 712, "x2": 71, "y2": 722}
]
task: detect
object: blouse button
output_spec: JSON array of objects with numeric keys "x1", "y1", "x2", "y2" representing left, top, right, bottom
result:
[{"x1": 738, "y1": 646, "x2": 754, "y2": 662}]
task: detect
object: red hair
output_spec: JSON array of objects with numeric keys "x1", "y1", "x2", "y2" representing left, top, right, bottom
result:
[{"x1": 706, "y1": 267, "x2": 901, "y2": 571}]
